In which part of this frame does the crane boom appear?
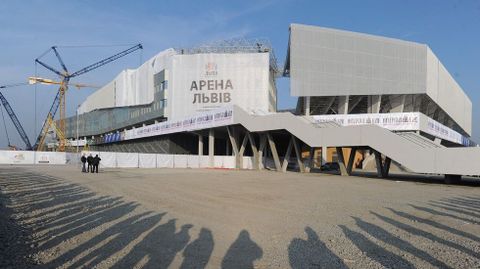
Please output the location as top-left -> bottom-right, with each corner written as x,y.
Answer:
34,43 -> 142,151
0,87 -> 33,150
69,44 -> 142,78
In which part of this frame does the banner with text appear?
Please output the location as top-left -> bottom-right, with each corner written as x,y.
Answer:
124,106 -> 234,140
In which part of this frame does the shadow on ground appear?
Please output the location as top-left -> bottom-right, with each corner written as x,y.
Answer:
0,167 -> 479,268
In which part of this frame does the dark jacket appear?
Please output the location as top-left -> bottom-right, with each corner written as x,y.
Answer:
87,156 -> 93,164
93,156 -> 101,165
81,156 -> 86,163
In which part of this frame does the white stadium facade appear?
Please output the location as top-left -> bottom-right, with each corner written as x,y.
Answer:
62,24 -> 480,182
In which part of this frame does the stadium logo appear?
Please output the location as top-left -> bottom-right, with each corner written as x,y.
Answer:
205,62 -> 218,76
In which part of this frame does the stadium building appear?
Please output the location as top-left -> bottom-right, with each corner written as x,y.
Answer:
62,24 -> 480,180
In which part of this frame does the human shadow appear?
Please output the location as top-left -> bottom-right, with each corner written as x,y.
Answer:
408,203 -> 480,225
370,211 -> 480,260
339,225 -> 415,268
180,228 -> 215,269
388,208 -> 480,243
288,226 -> 347,269
352,216 -> 452,268
111,219 -> 192,269
221,230 -> 263,269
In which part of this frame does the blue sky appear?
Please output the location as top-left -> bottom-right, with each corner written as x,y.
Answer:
0,0 -> 479,148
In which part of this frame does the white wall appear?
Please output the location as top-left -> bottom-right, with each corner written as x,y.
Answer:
289,24 -> 427,97
78,49 -> 176,114
426,47 -> 472,135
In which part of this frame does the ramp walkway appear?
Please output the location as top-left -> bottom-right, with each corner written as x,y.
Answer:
232,106 -> 480,177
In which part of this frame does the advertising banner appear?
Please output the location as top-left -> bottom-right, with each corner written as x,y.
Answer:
169,53 -> 270,120
313,112 -> 420,131
124,106 -> 234,141
425,118 -> 466,146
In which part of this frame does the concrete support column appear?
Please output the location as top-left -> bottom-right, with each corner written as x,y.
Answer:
336,147 -> 349,176
209,129 -> 214,167
248,133 -> 260,170
306,147 -> 315,173
304,96 -> 311,116
266,132 -> 281,171
368,95 -> 382,113
258,134 -> 267,170
338,96 -> 349,114
321,146 -> 328,166
198,134 -> 203,156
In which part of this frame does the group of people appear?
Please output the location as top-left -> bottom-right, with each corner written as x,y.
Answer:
81,154 -> 101,173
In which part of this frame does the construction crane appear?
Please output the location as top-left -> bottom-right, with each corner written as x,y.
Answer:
36,113 -> 66,151
33,43 -> 143,151
0,83 -> 33,150
29,77 -> 97,151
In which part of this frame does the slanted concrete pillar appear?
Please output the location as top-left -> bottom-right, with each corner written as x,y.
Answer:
266,132 -> 281,171
347,147 -> 357,175
304,96 -> 311,116
292,136 -> 305,173
368,95 -> 382,113
198,134 -> 203,156
248,133 -> 260,170
336,147 -> 348,176
321,146 -> 328,166
338,96 -> 349,114
258,134 -> 267,170
209,129 -> 214,167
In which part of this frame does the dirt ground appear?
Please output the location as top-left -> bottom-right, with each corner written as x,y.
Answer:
0,165 -> 479,269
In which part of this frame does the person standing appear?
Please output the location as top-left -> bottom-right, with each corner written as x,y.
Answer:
92,154 -> 101,173
87,154 -> 93,173
81,154 -> 87,173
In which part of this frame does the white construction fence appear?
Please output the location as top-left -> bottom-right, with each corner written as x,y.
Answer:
0,150 -> 255,169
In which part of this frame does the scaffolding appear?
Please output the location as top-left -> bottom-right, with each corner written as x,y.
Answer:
175,38 -> 280,75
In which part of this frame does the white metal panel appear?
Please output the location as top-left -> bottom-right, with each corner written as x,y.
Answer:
223,156 -> 236,168
156,154 -> 174,168
34,152 -> 66,164
174,154 -> 188,168
78,49 -> 176,114
0,150 -> 35,164
187,155 -> 200,168
425,48 -> 472,135
116,152 -> 138,168
289,24 -> 427,97
139,153 -> 157,168
199,156 -> 210,168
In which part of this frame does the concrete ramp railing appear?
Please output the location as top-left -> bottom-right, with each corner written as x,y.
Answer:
233,106 -> 480,176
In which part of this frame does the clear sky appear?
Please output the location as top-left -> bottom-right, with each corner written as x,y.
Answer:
0,0 -> 479,148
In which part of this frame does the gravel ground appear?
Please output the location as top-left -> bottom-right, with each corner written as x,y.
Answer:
0,165 -> 479,268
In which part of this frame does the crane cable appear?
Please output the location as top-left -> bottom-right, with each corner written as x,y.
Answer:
0,103 -> 10,146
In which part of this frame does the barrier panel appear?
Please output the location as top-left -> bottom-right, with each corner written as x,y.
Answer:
157,154 -> 174,168
199,156 -> 210,168
66,153 -> 81,165
35,152 -> 66,164
223,156 -> 236,169
116,152 -> 139,168
139,154 -> 157,168
0,150 -> 255,170
0,150 -> 35,164
174,155 -> 188,168
242,157 -> 254,169
214,156 -> 223,168
187,155 -> 200,168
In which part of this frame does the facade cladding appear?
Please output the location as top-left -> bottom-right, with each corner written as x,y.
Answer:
286,24 -> 472,136
64,40 -> 278,138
